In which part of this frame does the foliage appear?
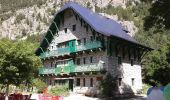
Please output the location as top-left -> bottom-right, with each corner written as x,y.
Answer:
142,84 -> 151,94
144,0 -> 170,30
100,73 -> 117,97
0,0 -> 46,14
0,39 -> 41,86
48,84 -> 69,96
26,33 -> 45,44
32,78 -> 47,93
142,34 -> 170,86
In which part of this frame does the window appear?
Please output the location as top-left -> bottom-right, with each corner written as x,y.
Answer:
90,56 -> 93,63
77,40 -> 81,45
84,38 -> 86,44
72,25 -> 76,31
118,57 -> 122,65
49,79 -> 52,85
86,26 -> 89,32
83,78 -> 85,86
90,36 -> 94,41
51,62 -> 53,67
77,58 -> 80,65
83,57 -> 86,64
76,78 -> 80,86
55,62 -> 58,67
131,78 -> 135,86
118,78 -> 122,86
90,78 -> 93,87
131,59 -> 134,66
64,28 -> 67,33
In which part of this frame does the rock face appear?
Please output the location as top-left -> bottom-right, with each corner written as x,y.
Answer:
0,0 -> 139,39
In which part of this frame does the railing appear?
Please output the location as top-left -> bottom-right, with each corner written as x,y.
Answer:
74,63 -> 104,72
76,41 -> 102,51
39,67 -> 55,74
55,63 -> 75,74
40,47 -> 71,58
40,41 -> 103,58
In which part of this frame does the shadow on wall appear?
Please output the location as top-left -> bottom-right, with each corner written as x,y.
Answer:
98,73 -> 137,98
116,82 -> 135,98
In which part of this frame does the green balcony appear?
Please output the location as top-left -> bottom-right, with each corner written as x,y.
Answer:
40,47 -> 71,58
74,63 -> 104,72
40,40 -> 102,59
55,60 -> 75,74
39,63 -> 104,75
76,41 -> 102,52
40,40 -> 76,58
39,67 -> 55,74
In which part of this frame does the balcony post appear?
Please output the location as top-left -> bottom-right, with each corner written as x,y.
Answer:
49,29 -> 54,37
52,21 -> 59,32
45,38 -> 50,45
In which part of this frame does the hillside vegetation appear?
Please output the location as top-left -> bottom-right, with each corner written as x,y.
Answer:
0,0 -> 46,13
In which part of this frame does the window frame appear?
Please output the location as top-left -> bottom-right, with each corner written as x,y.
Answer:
131,78 -> 135,86
76,58 -> 80,65
76,78 -> 80,86
118,57 -> 122,65
83,57 -> 86,64
64,28 -> 67,33
90,56 -> 93,63
131,59 -> 134,66
118,78 -> 122,86
72,24 -> 76,31
90,78 -> 93,87
83,78 -> 85,87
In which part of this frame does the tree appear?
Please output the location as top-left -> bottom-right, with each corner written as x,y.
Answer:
144,0 -> 170,30
142,34 -> 170,86
140,0 -> 170,86
100,73 -> 117,97
0,39 -> 41,100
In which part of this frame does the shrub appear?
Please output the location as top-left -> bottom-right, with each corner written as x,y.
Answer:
32,78 -> 47,93
100,73 -> 117,97
48,84 -> 69,96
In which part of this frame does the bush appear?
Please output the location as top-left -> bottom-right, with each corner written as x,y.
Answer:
100,73 -> 117,97
48,84 -> 69,96
32,78 -> 47,93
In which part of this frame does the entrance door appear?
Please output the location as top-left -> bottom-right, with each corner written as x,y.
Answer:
69,79 -> 74,91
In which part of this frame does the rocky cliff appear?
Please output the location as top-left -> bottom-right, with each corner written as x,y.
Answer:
0,0 -> 139,40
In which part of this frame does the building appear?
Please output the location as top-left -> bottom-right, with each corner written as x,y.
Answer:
35,2 -> 152,96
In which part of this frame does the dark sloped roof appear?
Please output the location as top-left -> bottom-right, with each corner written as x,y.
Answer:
35,2 -> 153,55
58,2 -> 137,43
